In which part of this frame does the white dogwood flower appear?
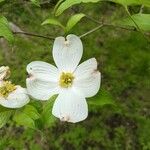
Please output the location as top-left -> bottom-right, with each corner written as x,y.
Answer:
0,66 -> 30,108
26,34 -> 101,123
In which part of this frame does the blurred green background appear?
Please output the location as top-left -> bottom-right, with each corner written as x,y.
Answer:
0,1 -> 150,150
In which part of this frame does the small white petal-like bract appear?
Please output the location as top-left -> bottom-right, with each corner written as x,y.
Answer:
0,66 -> 10,80
26,34 -> 101,123
0,81 -> 30,108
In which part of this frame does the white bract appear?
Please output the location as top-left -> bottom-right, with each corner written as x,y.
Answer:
26,34 -> 101,123
0,66 -> 30,108
0,66 -> 10,80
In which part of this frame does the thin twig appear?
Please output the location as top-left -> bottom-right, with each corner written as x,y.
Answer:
104,23 -> 136,31
85,15 -> 101,24
85,14 -> 150,36
13,31 -> 55,40
125,7 -> 141,32
85,15 -> 136,31
80,25 -> 104,38
139,5 -> 144,13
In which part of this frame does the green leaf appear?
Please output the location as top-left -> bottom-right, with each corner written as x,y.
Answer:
55,0 -> 100,16
118,14 -> 150,31
23,105 -> 40,120
30,0 -> 40,7
88,89 -> 115,106
0,109 -> 12,128
0,111 -> 12,128
0,16 -> 14,43
13,112 -> 35,128
108,0 -> 150,7
54,0 -> 64,14
13,105 -> 40,128
65,13 -> 85,33
41,18 -> 65,29
41,95 -> 57,128
55,0 -> 81,16
85,0 -> 99,1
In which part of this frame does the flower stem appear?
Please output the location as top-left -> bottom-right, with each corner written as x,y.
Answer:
79,25 -> 104,38
13,31 -> 55,40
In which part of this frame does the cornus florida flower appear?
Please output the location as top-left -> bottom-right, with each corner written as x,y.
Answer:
0,66 -> 30,108
26,34 -> 101,123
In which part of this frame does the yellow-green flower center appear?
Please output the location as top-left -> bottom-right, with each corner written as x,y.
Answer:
0,81 -> 16,98
59,72 -> 74,88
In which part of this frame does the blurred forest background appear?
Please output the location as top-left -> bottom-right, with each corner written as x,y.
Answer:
0,0 -> 150,150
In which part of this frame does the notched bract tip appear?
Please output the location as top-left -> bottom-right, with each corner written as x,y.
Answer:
60,115 -> 70,122
27,73 -> 35,80
64,40 -> 70,47
92,69 -> 99,74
